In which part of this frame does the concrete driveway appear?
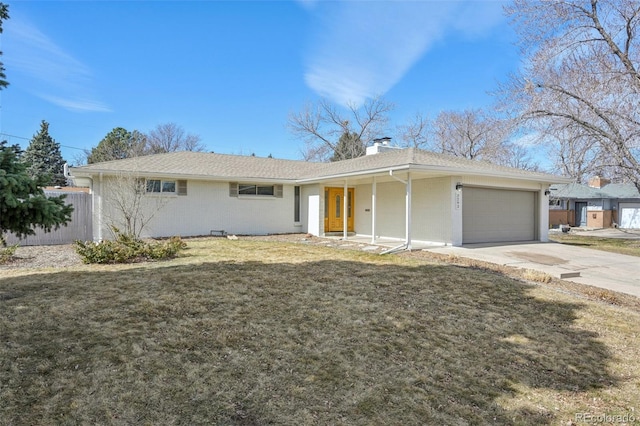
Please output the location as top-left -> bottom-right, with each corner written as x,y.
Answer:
427,241 -> 640,298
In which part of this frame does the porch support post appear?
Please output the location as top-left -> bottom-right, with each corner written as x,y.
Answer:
406,172 -> 412,250
371,176 -> 377,244
97,172 -> 103,242
539,185 -> 550,242
343,180 -> 348,240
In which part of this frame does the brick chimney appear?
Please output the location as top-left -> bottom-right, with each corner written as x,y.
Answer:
588,176 -> 610,188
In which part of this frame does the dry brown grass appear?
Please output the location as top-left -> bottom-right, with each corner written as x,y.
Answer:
411,249 -> 640,311
521,269 -> 553,283
1,238 -> 639,425
550,233 -> 640,257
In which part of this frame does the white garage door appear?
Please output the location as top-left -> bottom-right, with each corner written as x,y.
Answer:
463,187 -> 536,244
619,203 -> 640,229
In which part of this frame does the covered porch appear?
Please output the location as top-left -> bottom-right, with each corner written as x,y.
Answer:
302,167 -> 464,249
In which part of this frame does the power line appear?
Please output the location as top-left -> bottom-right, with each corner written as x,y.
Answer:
0,131 -> 28,140
60,144 -> 86,151
0,132 -> 86,151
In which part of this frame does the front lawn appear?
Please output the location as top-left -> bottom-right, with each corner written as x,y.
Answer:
1,239 -> 638,425
550,232 -> 640,257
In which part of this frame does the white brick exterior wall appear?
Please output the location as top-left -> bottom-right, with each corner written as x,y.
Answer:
94,178 -> 302,239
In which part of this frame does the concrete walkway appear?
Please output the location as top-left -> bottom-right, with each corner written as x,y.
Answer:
426,242 -> 640,298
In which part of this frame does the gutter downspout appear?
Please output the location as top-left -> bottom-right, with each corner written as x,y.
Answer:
64,164 -> 96,242
381,169 -> 412,254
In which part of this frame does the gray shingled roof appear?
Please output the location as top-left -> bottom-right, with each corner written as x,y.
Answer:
297,148 -> 563,181
71,148 -> 567,183
71,151 -> 324,180
550,182 -> 640,199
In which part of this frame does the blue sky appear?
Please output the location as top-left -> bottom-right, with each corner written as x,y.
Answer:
1,0 -> 520,164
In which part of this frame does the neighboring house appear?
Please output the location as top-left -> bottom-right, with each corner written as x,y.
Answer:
549,176 -> 640,229
68,143 -> 570,247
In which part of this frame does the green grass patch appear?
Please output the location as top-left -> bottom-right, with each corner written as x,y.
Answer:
0,244 -> 17,264
1,239 -> 639,425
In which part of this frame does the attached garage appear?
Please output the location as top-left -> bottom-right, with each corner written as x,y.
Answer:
463,187 -> 537,244
619,203 -> 640,229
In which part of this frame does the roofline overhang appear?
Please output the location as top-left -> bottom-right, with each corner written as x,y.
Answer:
295,163 -> 573,185
69,162 -> 573,186
295,164 -> 411,183
68,168 -> 299,185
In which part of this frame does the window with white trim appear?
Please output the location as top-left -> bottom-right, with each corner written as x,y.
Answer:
229,182 -> 283,198
146,179 -> 178,194
239,184 -> 274,196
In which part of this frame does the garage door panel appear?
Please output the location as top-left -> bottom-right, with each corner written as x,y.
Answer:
463,188 -> 536,244
620,203 -> 640,229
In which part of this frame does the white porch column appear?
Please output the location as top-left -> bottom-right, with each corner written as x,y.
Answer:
97,172 -> 103,241
406,172 -> 412,250
343,180 -> 348,240
371,176 -> 377,244
451,177 -> 463,246
540,185 -> 550,242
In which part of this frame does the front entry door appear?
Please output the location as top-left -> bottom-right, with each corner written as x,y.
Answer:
324,187 -> 355,232
575,202 -> 587,227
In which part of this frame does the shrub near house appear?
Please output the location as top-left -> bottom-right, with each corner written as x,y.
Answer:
75,229 -> 186,264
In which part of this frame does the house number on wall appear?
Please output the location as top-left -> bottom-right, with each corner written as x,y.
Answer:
455,192 -> 461,210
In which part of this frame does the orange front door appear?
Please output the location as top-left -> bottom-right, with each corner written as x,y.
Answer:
324,187 -> 354,232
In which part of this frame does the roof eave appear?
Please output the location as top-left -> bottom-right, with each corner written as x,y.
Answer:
296,164 -> 412,183
296,163 -> 571,184
68,168 -> 298,184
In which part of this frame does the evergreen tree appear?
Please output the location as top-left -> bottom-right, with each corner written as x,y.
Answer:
87,127 -> 146,164
0,3 -> 9,90
22,120 -> 67,186
0,141 -> 73,246
0,5 -> 71,247
330,131 -> 365,162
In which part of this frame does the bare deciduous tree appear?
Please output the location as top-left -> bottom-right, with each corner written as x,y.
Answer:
145,122 -> 205,154
429,109 -> 519,165
102,169 -> 169,239
397,112 -> 430,149
541,129 -> 600,182
288,97 -> 394,162
500,141 -> 541,171
503,0 -> 640,188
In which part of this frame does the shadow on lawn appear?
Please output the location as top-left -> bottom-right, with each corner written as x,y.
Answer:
551,241 -> 594,248
0,259 -> 616,425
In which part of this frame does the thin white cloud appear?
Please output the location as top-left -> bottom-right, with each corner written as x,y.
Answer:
294,0 -> 320,11
510,131 -> 545,147
302,0 -> 505,107
38,94 -> 112,113
4,17 -> 111,112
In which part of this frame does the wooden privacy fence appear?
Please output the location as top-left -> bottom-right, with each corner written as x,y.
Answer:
549,209 -> 575,227
4,190 -> 93,246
